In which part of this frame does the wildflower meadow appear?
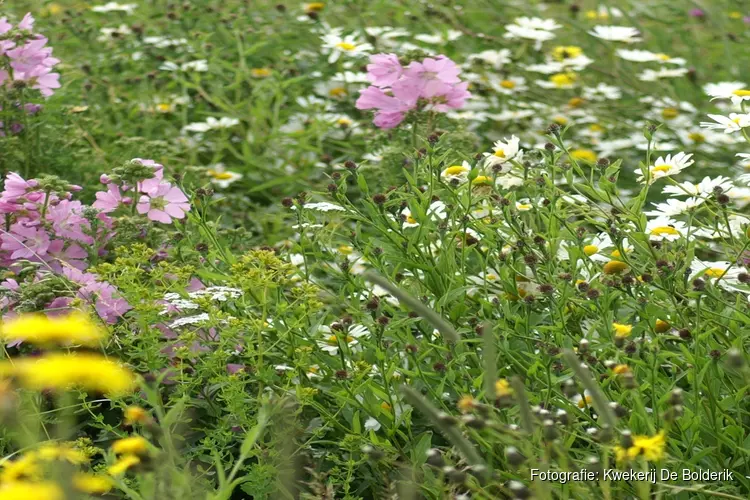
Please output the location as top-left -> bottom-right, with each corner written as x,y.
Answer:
2,1 -> 750,499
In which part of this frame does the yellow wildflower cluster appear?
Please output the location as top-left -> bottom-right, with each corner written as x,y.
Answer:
0,313 -> 106,346
614,431 -> 667,462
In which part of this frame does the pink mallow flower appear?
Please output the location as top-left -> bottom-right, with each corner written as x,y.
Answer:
93,183 -> 124,213
1,223 -> 51,259
366,53 -> 403,87
136,181 -> 190,223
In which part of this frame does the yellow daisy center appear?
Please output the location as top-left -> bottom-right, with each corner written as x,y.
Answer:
472,175 -> 492,186
444,165 -> 468,176
494,149 -> 506,158
732,89 -> 750,97
500,79 -> 516,89
338,245 -> 354,255
656,53 -> 671,61
156,103 -> 172,112
688,132 -> 705,143
650,226 -> 679,236
612,322 -> 633,338
406,215 -> 417,224
329,86 -> 347,97
550,72 -> 576,87
327,335 -> 354,346
661,108 -> 679,120
583,244 -> 599,256
589,123 -> 605,133
651,164 -> 672,174
568,97 -> 585,108
208,170 -> 233,180
336,42 -> 356,51
704,267 -> 727,279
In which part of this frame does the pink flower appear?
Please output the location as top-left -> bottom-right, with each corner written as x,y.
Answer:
366,53 -> 403,87
46,200 -> 93,244
432,82 -> 471,112
19,65 -> 60,97
406,55 -> 461,94
136,182 -> 190,224
18,13 -> 35,31
373,111 -> 407,129
93,183 -> 123,213
1,223 -> 51,259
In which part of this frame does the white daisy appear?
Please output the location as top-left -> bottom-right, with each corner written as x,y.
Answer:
206,164 -> 243,188
317,324 -> 370,355
588,26 -> 642,43
401,201 -> 447,228
616,49 -> 685,65
644,198 -> 704,216
490,76 -> 528,95
515,198 -> 535,211
690,259 -> 745,293
483,136 -> 522,170
704,81 -> 750,106
440,161 -> 473,184
700,113 -> 750,134
638,68 -> 689,81
468,49 -> 512,69
645,217 -> 687,242
91,2 -> 137,13
636,152 -> 694,184
182,116 -> 239,134
662,176 -> 734,198
582,83 -> 622,101
320,29 -> 373,63
296,202 -> 346,212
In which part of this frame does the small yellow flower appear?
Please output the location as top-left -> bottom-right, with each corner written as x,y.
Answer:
552,46 -> 583,61
550,72 -> 577,88
661,107 -> 679,120
568,97 -> 586,108
112,436 -> 150,456
614,431 -> 667,462
0,313 -> 106,346
305,2 -> 325,13
108,455 -> 141,476
37,443 -> 89,464
73,473 -> 113,495
577,394 -> 593,408
729,11 -> 742,20
457,395 -> 476,413
603,260 -> 629,275
0,481 -> 64,500
495,379 -> 513,397
612,364 -> 630,375
124,406 -> 149,426
654,319 -> 670,333
613,323 -> 633,338
471,175 -> 493,186
570,149 -> 597,163
1,453 -> 40,483
250,68 -> 272,78
0,353 -> 136,396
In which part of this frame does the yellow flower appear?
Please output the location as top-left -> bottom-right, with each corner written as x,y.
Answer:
612,364 -> 630,375
570,149 -> 597,163
0,481 -> 64,500
124,406 -> 149,426
0,313 -> 106,346
37,443 -> 89,464
471,175 -> 493,186
614,431 -> 667,462
0,353 -> 136,396
495,379 -> 513,397
729,11 -> 742,20
112,436 -> 150,456
73,473 -> 113,495
550,72 -> 577,88
250,68 -> 272,78
305,2 -> 325,13
552,46 -> 583,61
577,394 -> 593,408
603,260 -> 629,275
108,455 -> 141,476
612,323 -> 633,338
1,453 -> 41,483
457,395 -> 475,413
568,97 -> 586,108
654,319 -> 670,333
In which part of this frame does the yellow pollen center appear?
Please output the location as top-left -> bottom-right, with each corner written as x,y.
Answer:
705,268 -> 726,278
494,149 -> 506,158
611,249 -> 622,257
406,215 -> 417,224
338,245 -> 353,255
336,42 -> 356,51
500,80 -> 516,89
550,73 -> 576,87
583,244 -> 599,256
661,108 -> 679,120
652,164 -> 671,174
656,53 -> 671,61
444,165 -> 468,176
329,87 -> 347,97
156,103 -> 171,112
486,273 -> 497,281
208,170 -> 233,180
688,132 -> 705,143
732,90 -> 750,97
517,203 -> 532,210
650,226 -> 679,236
327,335 -> 354,346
